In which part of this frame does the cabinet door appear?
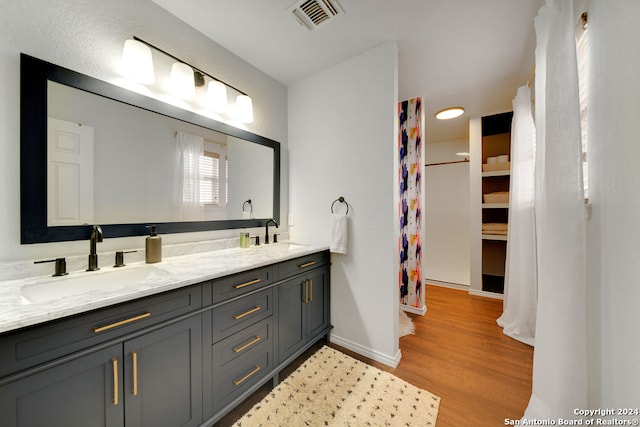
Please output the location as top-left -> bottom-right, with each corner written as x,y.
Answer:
277,277 -> 306,363
0,345 -> 123,427
123,316 -> 202,427
306,268 -> 329,340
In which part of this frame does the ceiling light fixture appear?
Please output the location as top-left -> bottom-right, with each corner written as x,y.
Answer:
120,36 -> 254,122
435,107 -> 465,120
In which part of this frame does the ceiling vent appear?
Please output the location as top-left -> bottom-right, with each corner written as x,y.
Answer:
288,0 -> 344,31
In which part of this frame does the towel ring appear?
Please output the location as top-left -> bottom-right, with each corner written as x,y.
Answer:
331,196 -> 349,215
242,199 -> 253,213
242,199 -> 253,218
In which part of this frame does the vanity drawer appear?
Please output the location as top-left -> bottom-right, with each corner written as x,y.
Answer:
211,265 -> 275,304
277,250 -> 329,280
213,317 -> 273,371
0,285 -> 202,378
212,288 -> 273,343
212,347 -> 273,413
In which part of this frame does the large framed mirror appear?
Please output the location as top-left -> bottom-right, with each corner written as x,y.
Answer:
21,54 -> 280,244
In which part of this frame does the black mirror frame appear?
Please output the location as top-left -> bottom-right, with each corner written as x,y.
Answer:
20,53 -> 280,244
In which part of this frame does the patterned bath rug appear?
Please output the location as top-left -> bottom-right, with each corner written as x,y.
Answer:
235,346 -> 440,426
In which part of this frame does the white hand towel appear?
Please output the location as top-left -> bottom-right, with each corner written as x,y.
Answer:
330,214 -> 348,254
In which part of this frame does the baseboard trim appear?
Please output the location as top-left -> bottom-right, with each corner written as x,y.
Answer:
425,279 -> 469,291
468,289 -> 504,300
401,304 -> 427,316
329,334 -> 402,368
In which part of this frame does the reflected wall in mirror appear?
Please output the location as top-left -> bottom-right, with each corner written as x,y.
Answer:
21,54 -> 280,243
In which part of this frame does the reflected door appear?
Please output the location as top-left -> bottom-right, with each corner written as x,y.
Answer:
47,117 -> 94,226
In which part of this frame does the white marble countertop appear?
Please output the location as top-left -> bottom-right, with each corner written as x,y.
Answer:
0,242 -> 328,334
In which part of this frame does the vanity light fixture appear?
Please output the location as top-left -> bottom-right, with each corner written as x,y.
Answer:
435,107 -> 465,120
235,95 -> 254,124
194,70 -> 206,87
169,62 -> 196,100
121,39 -> 155,84
120,36 -> 254,122
207,80 -> 228,113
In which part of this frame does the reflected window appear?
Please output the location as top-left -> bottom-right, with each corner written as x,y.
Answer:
200,149 -> 228,205
201,140 -> 227,206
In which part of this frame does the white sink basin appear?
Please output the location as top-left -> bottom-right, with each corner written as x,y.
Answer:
258,242 -> 307,254
21,265 -> 169,304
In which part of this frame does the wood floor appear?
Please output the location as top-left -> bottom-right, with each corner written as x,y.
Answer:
216,284 -> 534,426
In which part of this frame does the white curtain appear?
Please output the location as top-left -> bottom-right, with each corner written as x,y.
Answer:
497,85 -> 537,347
523,0 -> 587,420
174,131 -> 204,221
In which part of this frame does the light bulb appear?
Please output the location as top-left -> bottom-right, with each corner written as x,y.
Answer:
169,62 -> 195,100
207,81 -> 228,113
235,95 -> 254,123
121,39 -> 155,85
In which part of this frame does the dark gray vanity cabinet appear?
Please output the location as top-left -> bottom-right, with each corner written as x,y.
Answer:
0,286 -> 203,427
0,316 -> 202,427
200,250 -> 331,426
202,264 -> 277,419
0,344 -> 124,427
122,316 -> 202,427
277,253 -> 330,364
1,250 -> 331,427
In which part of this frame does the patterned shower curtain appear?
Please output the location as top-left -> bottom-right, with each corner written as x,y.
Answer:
398,97 -> 425,313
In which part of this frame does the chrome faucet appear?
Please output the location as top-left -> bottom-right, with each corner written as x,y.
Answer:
87,225 -> 103,271
265,219 -> 279,244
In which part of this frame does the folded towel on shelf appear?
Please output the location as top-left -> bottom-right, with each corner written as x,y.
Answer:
330,213 -> 348,254
483,191 -> 510,203
482,222 -> 509,232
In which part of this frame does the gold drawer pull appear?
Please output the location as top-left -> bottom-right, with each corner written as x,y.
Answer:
131,351 -> 138,396
112,358 -> 119,406
233,365 -> 261,386
234,278 -> 261,289
93,312 -> 151,333
304,280 -> 309,304
233,336 -> 262,353
298,261 -> 316,268
309,279 -> 313,303
233,306 -> 261,320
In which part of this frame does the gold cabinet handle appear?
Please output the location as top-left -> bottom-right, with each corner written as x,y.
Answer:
233,336 -> 261,353
304,280 -> 308,304
233,365 -> 261,386
233,306 -> 261,320
93,312 -> 151,333
298,261 -> 316,268
131,351 -> 138,396
234,278 -> 261,289
309,279 -> 313,303
112,358 -> 119,406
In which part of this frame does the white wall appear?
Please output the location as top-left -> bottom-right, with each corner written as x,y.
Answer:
424,139 -> 470,286
469,118 -> 483,293
586,0 -> 640,408
0,0 -> 287,262
288,43 -> 400,366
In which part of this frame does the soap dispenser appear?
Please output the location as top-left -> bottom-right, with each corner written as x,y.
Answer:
145,225 -> 162,263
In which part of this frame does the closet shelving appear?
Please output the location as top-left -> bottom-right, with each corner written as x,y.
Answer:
479,112 -> 513,295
